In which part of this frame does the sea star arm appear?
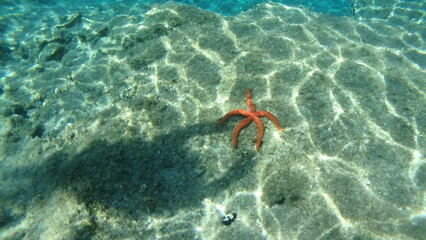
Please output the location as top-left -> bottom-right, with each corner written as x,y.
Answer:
218,109 -> 251,125
219,89 -> 284,151
233,116 -> 253,148
246,88 -> 256,112
252,115 -> 264,152
255,110 -> 284,131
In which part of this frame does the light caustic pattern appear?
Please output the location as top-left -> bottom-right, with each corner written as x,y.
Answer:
100,2 -> 426,239
0,1 -> 425,239
134,2 -> 425,239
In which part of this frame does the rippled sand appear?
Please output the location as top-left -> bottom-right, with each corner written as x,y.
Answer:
0,1 -> 425,239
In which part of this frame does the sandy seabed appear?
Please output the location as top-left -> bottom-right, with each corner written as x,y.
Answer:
0,0 -> 425,239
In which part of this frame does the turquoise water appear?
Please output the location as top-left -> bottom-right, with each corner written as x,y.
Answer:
0,0 -> 425,239
58,0 -> 354,16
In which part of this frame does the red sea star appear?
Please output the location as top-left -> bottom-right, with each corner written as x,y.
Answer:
219,88 -> 284,151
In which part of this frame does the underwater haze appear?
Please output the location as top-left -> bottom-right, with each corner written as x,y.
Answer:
0,0 -> 425,239
51,0 -> 355,16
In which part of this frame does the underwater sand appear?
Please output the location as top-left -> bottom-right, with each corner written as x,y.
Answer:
0,0 -> 425,239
